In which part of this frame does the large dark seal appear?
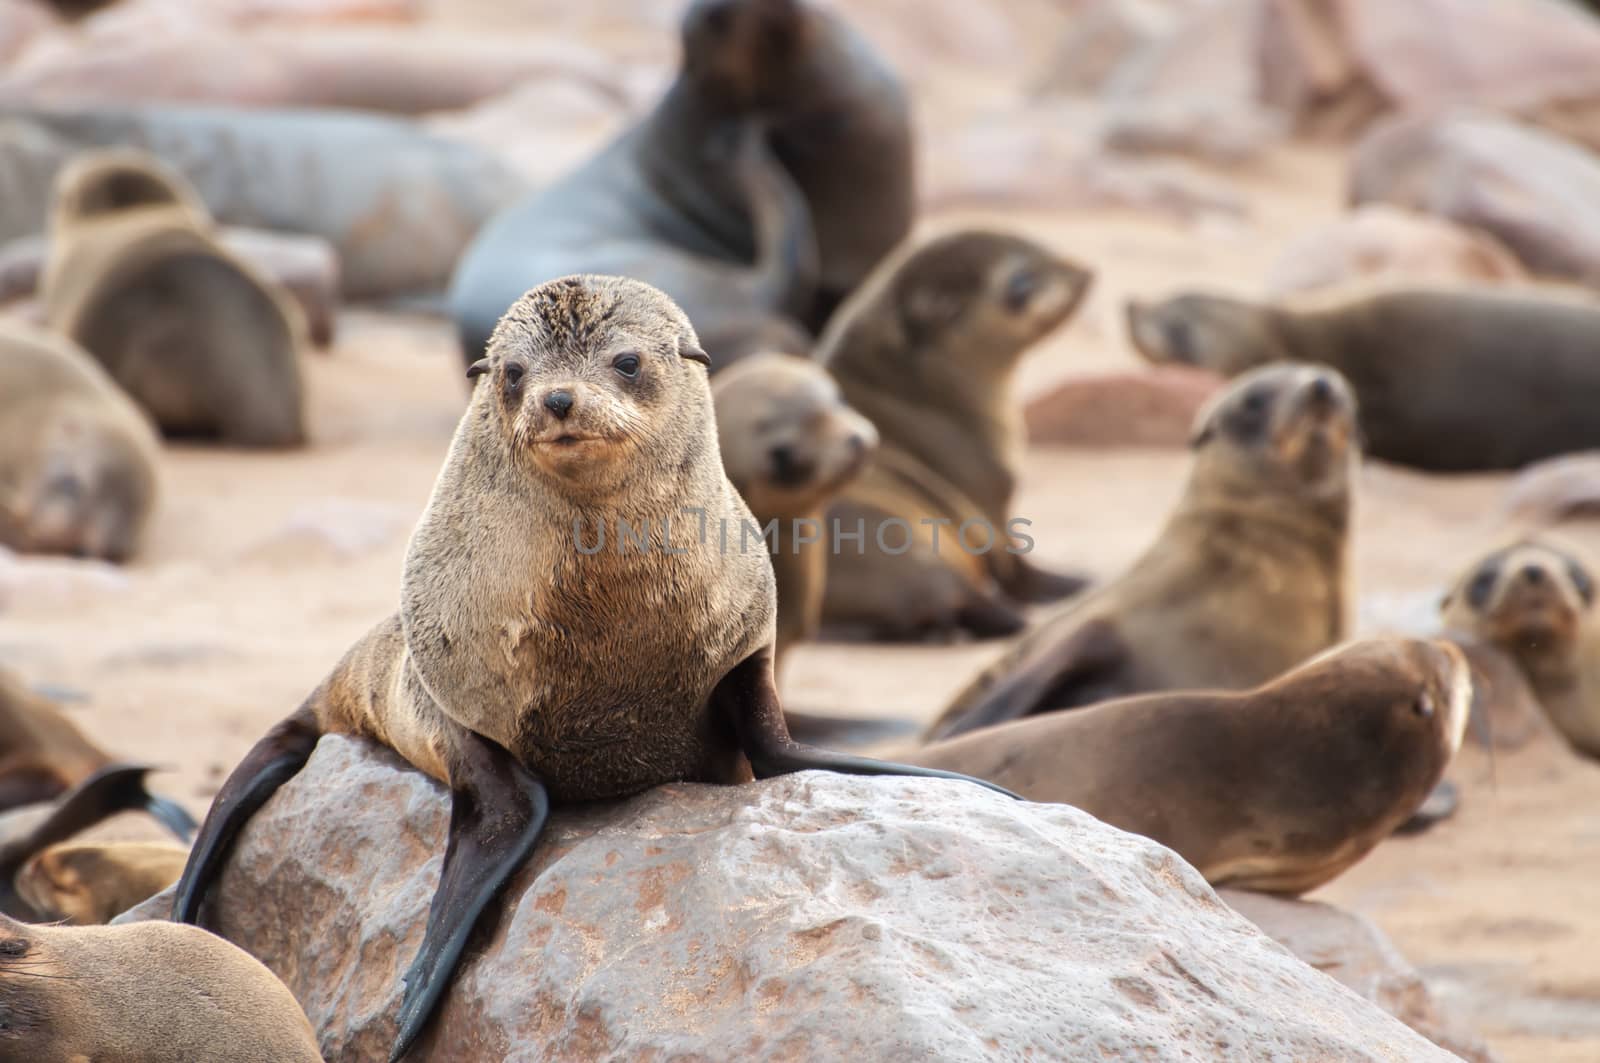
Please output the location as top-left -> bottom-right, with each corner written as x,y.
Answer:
910,637 -> 1472,895
820,230 -> 1096,640
929,363 -> 1357,740
449,0 -> 913,366
0,321 -> 160,562
1442,538 -> 1600,758
1127,285 -> 1600,471
40,149 -> 306,447
170,275 -> 1012,1060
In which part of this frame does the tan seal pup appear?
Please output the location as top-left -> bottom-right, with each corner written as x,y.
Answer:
929,363 -> 1357,740
911,638 -> 1472,895
17,841 -> 187,925
1126,285 -> 1600,471
171,275 -> 1013,1061
1442,538 -> 1600,758
40,149 -> 307,448
819,230 -> 1096,640
0,321 -> 160,562
712,352 -> 877,672
0,913 -> 322,1063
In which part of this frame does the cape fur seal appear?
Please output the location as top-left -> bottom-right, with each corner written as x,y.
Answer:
910,638 -> 1472,895
1442,538 -> 1600,758
0,321 -> 160,562
17,841 -> 187,925
930,363 -> 1357,740
0,913 -> 321,1063
820,230 -> 1096,640
40,149 -> 306,447
172,275 -> 1012,1061
1127,285 -> 1600,471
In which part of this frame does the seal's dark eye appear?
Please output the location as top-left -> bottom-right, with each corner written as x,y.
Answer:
504,364 -> 525,389
1466,567 -> 1498,609
1241,390 -> 1270,415
1569,562 -> 1595,606
612,353 -> 641,379
1413,693 -> 1434,719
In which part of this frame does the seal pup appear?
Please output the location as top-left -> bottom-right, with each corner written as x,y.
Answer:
0,321 -> 160,562
911,638 -> 1472,895
0,913 -> 322,1062
171,275 -> 1014,1061
1442,538 -> 1600,758
17,841 -> 188,925
1126,285 -> 1600,471
40,149 -> 307,448
820,230 -> 1096,640
930,363 -> 1357,740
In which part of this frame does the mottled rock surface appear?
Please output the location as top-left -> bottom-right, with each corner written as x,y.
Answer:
125,736 -> 1457,1062
1225,888 -> 1499,1062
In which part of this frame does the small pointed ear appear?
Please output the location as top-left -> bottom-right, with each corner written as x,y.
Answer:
680,345 -> 712,368
1188,420 -> 1215,449
465,358 -> 490,380
1438,590 -> 1454,612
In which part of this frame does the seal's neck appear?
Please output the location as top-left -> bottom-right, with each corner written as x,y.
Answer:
635,78 -> 753,258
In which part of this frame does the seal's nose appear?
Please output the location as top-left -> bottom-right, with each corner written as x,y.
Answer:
543,390 -> 575,420
1307,375 -> 1335,407
1521,563 -> 1548,586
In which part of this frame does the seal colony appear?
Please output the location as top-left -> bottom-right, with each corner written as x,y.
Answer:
172,275 -> 1012,1060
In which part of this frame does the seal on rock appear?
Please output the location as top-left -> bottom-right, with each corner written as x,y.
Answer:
910,637 -> 1472,895
1442,538 -> 1600,758
820,230 -> 1096,640
1127,285 -> 1600,471
929,363 -> 1357,740
0,321 -> 160,562
171,275 -> 1013,1061
40,149 -> 307,447
0,912 -> 322,1063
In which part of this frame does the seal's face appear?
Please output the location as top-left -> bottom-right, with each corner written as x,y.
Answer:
0,919 -> 52,1053
1442,541 -> 1594,667
475,276 -> 712,495
713,353 -> 876,518
1127,294 -> 1282,376
50,150 -> 200,228
681,0 -> 810,111
894,231 -> 1093,365
5,414 -> 151,563
1189,363 -> 1359,502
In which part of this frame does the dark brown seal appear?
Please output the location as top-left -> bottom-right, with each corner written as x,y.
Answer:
170,275 -> 1013,1061
1127,285 -> 1600,471
910,638 -> 1472,895
820,230 -> 1096,640
929,363 -> 1357,740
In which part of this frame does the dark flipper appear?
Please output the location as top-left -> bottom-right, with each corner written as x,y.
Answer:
1393,779 -> 1460,836
390,728 -> 549,1063
1000,557 -> 1091,604
172,704 -> 321,925
715,648 -> 1020,801
143,792 -> 199,841
927,615 -> 1128,742
782,710 -> 919,748
955,588 -> 1028,640
0,764 -> 177,919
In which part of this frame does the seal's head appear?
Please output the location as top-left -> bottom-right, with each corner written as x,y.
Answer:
1126,292 -> 1285,376
48,149 -> 205,230
1188,363 -> 1359,508
681,0 -> 812,111
713,352 -> 876,519
471,275 -> 713,496
1442,539 -> 1594,673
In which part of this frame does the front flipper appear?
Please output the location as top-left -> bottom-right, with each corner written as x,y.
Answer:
998,556 -> 1091,604
390,727 -> 549,1063
713,648 -> 1020,801
927,615 -> 1128,742
173,704 -> 321,925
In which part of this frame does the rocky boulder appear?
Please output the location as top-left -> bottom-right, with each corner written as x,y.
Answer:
123,736 -> 1458,1061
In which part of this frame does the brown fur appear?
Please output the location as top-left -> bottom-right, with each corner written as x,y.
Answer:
930,363 -> 1358,740
713,353 -> 875,672
1442,538 -> 1600,758
0,321 -> 160,562
0,913 -> 321,1062
910,638 -> 1471,895
0,667 -> 115,812
41,150 -> 306,448
16,841 -> 187,925
1126,285 -> 1600,470
820,230 -> 1095,639
308,276 -> 774,801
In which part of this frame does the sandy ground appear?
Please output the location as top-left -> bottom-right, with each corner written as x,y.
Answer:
3,142 -> 1598,1061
